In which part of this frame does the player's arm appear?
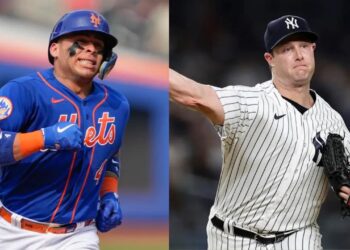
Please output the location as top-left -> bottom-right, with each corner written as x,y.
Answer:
0,129 -> 44,165
170,69 -> 224,125
100,154 -> 120,198
97,154 -> 122,232
0,122 -> 82,166
0,81 -> 79,165
96,96 -> 129,232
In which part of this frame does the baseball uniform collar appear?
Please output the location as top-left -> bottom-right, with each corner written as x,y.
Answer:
42,68 -> 102,101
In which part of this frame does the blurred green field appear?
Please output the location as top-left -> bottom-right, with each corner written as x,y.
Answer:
99,221 -> 168,250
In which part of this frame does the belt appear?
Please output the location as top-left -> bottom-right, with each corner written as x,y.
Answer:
0,206 -> 94,234
211,216 -> 295,245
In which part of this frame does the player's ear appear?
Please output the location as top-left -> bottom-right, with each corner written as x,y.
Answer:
49,43 -> 59,62
264,52 -> 274,68
312,43 -> 316,51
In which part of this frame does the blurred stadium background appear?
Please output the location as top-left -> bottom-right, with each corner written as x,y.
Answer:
170,0 -> 350,249
0,0 -> 168,250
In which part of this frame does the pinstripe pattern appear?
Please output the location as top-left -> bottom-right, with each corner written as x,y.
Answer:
207,220 -> 322,250
207,80 -> 349,249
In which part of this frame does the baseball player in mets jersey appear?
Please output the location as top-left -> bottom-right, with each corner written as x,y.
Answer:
0,10 -> 129,249
170,15 -> 350,249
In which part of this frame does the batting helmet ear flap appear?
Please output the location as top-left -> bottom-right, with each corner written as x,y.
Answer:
98,52 -> 118,80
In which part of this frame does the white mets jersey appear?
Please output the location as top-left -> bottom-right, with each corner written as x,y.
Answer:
209,80 -> 350,233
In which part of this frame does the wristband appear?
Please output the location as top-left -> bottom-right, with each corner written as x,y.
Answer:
0,131 -> 16,165
100,176 -> 118,198
17,130 -> 44,158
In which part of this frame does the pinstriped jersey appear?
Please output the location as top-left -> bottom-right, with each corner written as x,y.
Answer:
209,80 -> 350,233
0,68 -> 129,224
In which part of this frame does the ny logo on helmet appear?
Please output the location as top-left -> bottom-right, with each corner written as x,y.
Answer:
90,13 -> 101,27
285,17 -> 299,30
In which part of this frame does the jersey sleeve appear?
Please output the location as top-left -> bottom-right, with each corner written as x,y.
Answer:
117,96 -> 130,148
212,85 -> 246,140
105,154 -> 120,178
105,94 -> 130,177
0,129 -> 16,166
0,81 -> 34,132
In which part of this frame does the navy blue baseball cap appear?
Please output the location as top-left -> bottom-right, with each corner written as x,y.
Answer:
264,15 -> 318,52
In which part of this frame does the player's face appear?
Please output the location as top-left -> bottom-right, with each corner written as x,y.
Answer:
265,40 -> 316,86
51,33 -> 105,81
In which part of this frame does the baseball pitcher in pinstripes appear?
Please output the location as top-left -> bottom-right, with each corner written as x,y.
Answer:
170,15 -> 350,250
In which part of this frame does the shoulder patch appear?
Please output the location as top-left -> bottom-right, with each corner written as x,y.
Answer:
0,97 -> 13,120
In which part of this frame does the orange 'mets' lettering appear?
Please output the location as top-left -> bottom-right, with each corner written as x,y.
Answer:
84,112 -> 116,147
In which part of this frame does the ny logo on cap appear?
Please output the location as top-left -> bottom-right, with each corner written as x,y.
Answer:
284,17 -> 299,30
90,13 -> 101,27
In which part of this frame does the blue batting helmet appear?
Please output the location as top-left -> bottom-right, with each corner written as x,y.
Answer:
48,10 -> 118,64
